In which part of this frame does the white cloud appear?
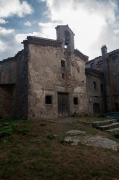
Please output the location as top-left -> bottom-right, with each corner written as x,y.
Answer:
0,18 -> 8,24
0,41 -> 6,51
15,32 -> 45,43
0,0 -> 33,18
114,29 -> 119,34
24,21 -> 32,26
38,0 -> 119,59
0,27 -> 22,60
0,27 -> 14,34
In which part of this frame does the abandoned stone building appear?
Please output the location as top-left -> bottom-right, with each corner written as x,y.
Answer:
0,25 -> 119,119
0,25 -> 89,119
86,45 -> 119,114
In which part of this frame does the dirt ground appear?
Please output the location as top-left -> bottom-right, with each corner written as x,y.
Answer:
0,116 -> 119,180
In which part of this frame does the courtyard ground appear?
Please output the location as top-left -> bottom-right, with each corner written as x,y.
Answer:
0,116 -> 119,180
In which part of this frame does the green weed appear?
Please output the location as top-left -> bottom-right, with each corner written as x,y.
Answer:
40,123 -> 46,126
59,138 -> 65,143
47,134 -> 55,139
0,126 -> 13,138
17,128 -> 30,135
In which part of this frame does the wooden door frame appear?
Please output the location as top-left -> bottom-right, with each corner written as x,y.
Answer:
57,92 -> 69,117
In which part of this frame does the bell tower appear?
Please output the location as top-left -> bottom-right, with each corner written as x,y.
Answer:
55,25 -> 75,52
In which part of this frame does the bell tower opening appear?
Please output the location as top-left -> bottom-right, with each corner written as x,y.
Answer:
64,30 -> 70,46
55,25 -> 75,52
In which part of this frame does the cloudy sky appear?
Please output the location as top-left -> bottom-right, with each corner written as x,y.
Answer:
0,0 -> 119,61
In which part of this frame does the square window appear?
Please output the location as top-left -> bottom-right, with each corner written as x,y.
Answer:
93,82 -> 97,89
45,95 -> 52,104
74,97 -> 78,105
61,60 -> 65,68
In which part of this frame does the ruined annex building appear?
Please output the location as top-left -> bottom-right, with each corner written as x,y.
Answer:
86,45 -> 119,114
0,25 -> 89,119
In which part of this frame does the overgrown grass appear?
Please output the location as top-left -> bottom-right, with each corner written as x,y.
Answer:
0,117 -> 119,179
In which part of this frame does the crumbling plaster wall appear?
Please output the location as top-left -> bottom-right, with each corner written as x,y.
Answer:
0,58 -> 16,84
0,58 -> 16,119
27,43 -> 88,119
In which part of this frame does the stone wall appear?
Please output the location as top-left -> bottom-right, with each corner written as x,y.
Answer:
56,25 -> 75,52
0,85 -> 15,119
86,68 -> 104,114
0,58 -> 16,84
86,47 -> 119,113
14,49 -> 28,119
0,56 -> 16,119
27,43 -> 88,119
107,54 -> 119,111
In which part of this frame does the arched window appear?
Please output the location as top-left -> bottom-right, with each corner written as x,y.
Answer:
93,103 -> 100,114
64,30 -> 70,45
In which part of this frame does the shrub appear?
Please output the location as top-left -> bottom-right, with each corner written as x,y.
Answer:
0,126 -> 13,138
112,130 -> 119,138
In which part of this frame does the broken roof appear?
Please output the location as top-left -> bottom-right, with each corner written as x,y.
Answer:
22,36 -> 62,47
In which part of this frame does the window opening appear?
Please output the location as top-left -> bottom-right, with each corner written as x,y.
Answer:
101,84 -> 103,92
62,73 -> 65,79
74,97 -> 78,105
45,95 -> 52,104
61,60 -> 65,68
93,82 -> 97,89
64,30 -> 70,45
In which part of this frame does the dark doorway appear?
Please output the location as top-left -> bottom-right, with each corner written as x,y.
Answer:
116,103 -> 119,111
93,103 -> 100,114
58,93 -> 69,116
0,85 -> 15,119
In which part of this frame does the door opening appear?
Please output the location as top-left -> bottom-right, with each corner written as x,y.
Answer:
58,93 -> 69,116
93,103 -> 100,114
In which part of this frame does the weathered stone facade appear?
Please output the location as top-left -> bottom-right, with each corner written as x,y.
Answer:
1,25 -> 119,119
0,25 -> 88,119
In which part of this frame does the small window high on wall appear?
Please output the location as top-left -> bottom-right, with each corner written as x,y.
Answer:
45,95 -> 52,104
61,60 -> 65,68
101,84 -> 103,92
93,82 -> 97,89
